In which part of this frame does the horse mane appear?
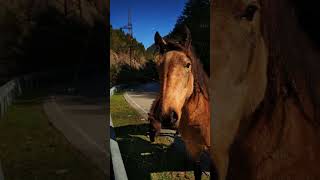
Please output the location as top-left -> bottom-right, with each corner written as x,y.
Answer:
163,39 -> 209,100
259,0 -> 320,127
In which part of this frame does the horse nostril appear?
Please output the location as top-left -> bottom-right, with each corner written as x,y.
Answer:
170,111 -> 178,123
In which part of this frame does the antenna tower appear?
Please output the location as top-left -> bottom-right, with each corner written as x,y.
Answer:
121,9 -> 134,67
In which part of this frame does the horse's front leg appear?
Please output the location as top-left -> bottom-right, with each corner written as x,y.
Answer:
210,159 -> 219,180
148,114 -> 161,142
194,160 -> 202,180
185,143 -> 203,180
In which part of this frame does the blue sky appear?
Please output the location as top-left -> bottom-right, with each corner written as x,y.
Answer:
110,0 -> 186,48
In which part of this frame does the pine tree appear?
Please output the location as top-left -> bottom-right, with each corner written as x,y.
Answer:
169,0 -> 210,74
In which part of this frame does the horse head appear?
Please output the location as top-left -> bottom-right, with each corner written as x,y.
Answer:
211,0 -> 268,179
154,26 -> 200,128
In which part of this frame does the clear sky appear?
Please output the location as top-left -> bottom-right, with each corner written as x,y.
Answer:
110,0 -> 186,49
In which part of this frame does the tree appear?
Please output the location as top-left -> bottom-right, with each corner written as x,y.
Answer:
169,0 -> 210,74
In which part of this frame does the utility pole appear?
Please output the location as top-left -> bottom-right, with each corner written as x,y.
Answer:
121,9 -> 134,67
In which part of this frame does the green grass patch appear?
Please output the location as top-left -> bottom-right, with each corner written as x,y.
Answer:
111,93 -> 210,180
0,89 -> 105,180
110,92 -> 144,127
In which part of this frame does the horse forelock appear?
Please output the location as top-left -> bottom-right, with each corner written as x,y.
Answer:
161,40 -> 209,100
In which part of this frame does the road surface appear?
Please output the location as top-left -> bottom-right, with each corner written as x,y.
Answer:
43,77 -> 109,176
124,83 -> 159,119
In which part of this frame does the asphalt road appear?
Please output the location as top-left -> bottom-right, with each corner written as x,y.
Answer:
124,82 -> 159,118
44,96 -> 108,173
43,76 -> 109,176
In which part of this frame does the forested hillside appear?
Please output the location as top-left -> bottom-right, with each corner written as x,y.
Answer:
110,26 -> 148,67
110,0 -> 210,86
110,25 -> 157,86
0,0 -> 107,83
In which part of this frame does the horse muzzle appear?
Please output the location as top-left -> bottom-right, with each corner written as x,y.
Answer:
161,109 -> 179,128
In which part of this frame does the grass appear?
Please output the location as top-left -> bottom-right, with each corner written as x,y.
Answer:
0,89 -> 105,180
110,93 -> 210,180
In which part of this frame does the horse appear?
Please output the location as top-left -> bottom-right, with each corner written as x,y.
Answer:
148,26 -> 211,180
148,95 -> 162,142
211,0 -> 320,179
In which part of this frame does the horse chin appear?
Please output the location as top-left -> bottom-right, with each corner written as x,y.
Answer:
170,122 -> 179,129
160,118 -> 179,130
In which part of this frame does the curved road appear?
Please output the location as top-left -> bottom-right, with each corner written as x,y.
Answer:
124,83 -> 160,119
43,77 -> 108,176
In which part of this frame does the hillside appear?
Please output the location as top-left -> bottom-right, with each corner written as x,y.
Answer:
0,0 -> 107,83
110,26 -> 158,86
110,26 -> 152,68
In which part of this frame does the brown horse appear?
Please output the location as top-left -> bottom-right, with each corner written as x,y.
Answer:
148,26 -> 211,180
212,0 -> 320,179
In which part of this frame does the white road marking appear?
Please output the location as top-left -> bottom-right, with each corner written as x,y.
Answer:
45,100 -> 107,154
124,92 -> 148,114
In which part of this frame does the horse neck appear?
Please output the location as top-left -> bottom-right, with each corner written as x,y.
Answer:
261,0 -> 320,129
229,93 -> 320,179
182,87 -> 210,145
232,2 -> 320,177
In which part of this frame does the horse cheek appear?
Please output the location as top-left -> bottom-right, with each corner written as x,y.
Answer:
186,73 -> 194,99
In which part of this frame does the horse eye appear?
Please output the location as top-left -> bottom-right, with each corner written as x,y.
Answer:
241,4 -> 258,21
185,63 -> 191,69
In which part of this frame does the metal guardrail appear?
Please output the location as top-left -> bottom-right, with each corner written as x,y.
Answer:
0,71 -> 61,180
110,85 -> 128,180
0,72 -> 53,117
0,78 -> 22,117
0,74 -> 41,180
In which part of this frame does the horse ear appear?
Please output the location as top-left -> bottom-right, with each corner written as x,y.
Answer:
182,25 -> 192,49
154,32 -> 167,53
